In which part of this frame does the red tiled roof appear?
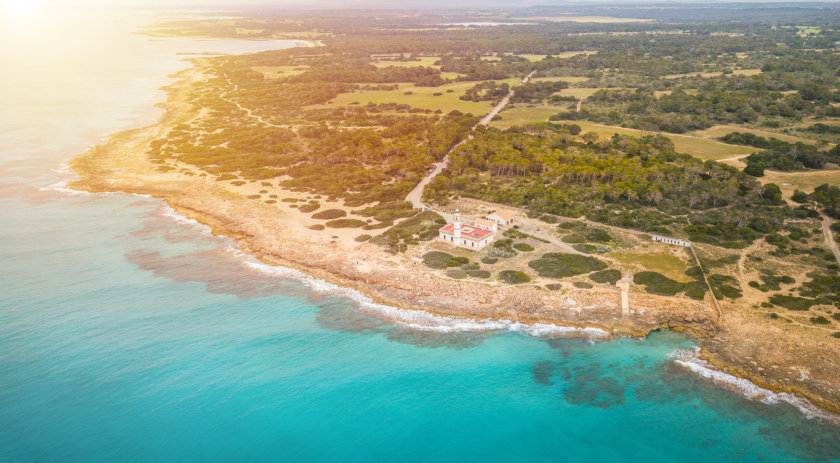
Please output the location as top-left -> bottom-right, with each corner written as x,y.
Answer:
440,223 -> 493,241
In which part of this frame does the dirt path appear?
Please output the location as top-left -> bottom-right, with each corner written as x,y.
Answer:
406,70 -> 536,209
718,153 -> 750,164
821,213 -> 840,265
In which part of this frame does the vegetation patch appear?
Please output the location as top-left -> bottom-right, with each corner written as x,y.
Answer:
446,269 -> 468,279
312,209 -> 347,220
326,218 -> 367,228
528,253 -> 607,279
423,251 -> 454,269
633,271 -> 706,299
513,242 -> 534,252
355,234 -> 372,242
768,295 -> 815,311
499,270 -> 531,284
298,201 -> 321,213
589,269 -> 622,284
573,281 -> 593,289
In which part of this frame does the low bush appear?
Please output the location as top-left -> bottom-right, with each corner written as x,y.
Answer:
481,257 -> 498,265
326,219 -> 366,228
768,295 -> 815,311
513,242 -> 534,252
312,209 -> 346,220
355,234 -> 372,242
423,252 -> 453,269
447,269 -> 468,279
528,253 -> 607,278
589,269 -> 621,284
573,281 -> 593,289
499,270 -> 531,284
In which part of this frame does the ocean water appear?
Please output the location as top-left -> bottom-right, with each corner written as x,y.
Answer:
1,10 -> 840,463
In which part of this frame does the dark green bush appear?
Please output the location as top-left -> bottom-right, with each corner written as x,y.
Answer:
528,253 -> 607,278
589,269 -> 622,284
312,209 -> 347,220
326,219 -> 366,228
499,270 -> 531,284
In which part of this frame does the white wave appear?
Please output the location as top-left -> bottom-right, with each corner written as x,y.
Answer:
50,162 -> 72,175
231,246 -> 608,339
158,203 -> 211,234
671,347 -> 840,424
39,180 -> 91,196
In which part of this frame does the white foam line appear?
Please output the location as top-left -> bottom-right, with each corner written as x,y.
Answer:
159,203 -> 212,234
39,180 -> 91,196
228,245 -> 608,339
670,347 -> 840,425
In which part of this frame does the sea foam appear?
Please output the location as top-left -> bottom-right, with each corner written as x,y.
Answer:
227,245 -> 608,339
670,347 -> 840,425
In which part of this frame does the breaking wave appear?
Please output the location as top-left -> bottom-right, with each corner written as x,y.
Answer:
670,347 -> 840,425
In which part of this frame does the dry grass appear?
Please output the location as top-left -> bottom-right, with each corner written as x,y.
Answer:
252,66 -> 309,79
692,124 -> 820,145
760,169 -> 840,193
317,79 -> 523,115
608,245 -> 694,282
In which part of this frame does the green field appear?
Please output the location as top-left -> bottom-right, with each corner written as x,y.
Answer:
320,79 -> 524,114
573,122 -> 757,161
492,107 -> 756,160
692,124 -> 820,145
490,105 -> 569,129
609,248 -> 693,283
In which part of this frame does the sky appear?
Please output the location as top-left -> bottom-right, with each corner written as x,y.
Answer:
3,0 -> 839,21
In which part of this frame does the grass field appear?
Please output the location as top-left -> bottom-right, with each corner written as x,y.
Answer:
609,247 -> 693,282
692,124 -> 820,145
573,122 -> 757,161
558,87 -> 608,100
319,79 -> 524,114
490,105 -> 568,129
489,107 -> 757,160
760,169 -> 840,193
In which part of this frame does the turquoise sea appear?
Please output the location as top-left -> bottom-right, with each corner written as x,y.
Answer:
1,10 -> 839,463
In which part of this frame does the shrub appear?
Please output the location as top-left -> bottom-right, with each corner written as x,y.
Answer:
528,253 -> 607,278
539,214 -> 558,224
423,251 -> 454,269
466,269 -> 491,279
446,256 -> 469,267
312,209 -> 346,220
499,270 -> 531,284
811,316 -> 831,325
513,243 -> 534,252
832,332 -> 840,339
768,295 -> 815,311
309,224 -> 325,231
573,281 -> 593,289
355,234 -> 372,242
561,233 -> 585,244
298,202 -> 321,213
573,244 -> 597,254
545,284 -> 563,290
589,269 -> 621,284
326,219 -> 366,228
633,271 -> 684,296
481,257 -> 498,265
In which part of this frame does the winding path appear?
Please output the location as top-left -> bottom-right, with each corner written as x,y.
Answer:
821,213 -> 840,265
406,70 -> 536,209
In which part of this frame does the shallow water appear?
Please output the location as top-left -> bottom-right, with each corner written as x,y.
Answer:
1,10 -> 839,463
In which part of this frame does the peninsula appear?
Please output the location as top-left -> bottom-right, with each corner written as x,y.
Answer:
73,8 -> 840,417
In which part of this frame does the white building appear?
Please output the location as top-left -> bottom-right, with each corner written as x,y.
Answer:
439,210 -> 495,249
486,210 -> 515,227
651,235 -> 691,247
